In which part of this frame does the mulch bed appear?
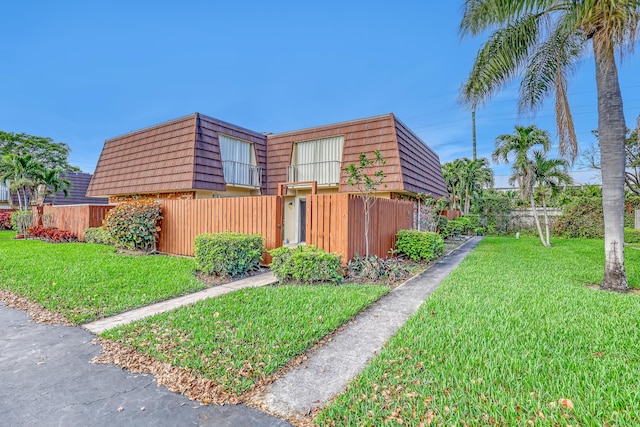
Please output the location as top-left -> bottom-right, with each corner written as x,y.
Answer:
0,290 -> 72,325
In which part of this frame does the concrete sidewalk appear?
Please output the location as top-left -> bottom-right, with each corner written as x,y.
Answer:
84,272 -> 278,334
249,237 -> 482,423
0,301 -> 292,427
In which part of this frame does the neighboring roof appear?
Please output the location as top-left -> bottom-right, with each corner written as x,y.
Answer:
45,172 -> 109,205
265,113 -> 447,197
86,113 -> 267,198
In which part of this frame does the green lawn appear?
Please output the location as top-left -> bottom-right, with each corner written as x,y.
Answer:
316,237 -> 640,426
0,231 -> 207,323
101,284 -> 389,396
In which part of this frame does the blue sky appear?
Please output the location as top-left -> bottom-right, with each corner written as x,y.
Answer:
2,1 -> 639,183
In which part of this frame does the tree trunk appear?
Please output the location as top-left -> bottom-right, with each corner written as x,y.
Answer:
16,188 -> 23,211
594,39 -> 629,292
464,189 -> 470,215
364,198 -> 370,257
541,193 -> 551,246
20,187 -> 29,211
530,195 -> 547,247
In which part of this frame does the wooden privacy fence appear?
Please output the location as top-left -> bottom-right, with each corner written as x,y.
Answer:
306,194 -> 414,262
33,205 -> 115,241
158,196 -> 283,261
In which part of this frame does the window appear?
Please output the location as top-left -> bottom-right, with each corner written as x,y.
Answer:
290,136 -> 344,184
218,135 -> 260,187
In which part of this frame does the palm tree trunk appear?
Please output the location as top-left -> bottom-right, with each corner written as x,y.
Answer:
541,193 -> 550,246
16,188 -> 23,211
464,189 -> 470,215
594,39 -> 629,292
530,195 -> 546,247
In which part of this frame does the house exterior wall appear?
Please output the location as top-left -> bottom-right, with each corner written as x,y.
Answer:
108,191 -> 195,204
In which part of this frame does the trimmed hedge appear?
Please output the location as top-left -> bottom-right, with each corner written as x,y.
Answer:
269,245 -> 343,284
625,228 -> 640,244
195,232 -> 263,277
84,227 -> 112,245
396,229 -> 444,261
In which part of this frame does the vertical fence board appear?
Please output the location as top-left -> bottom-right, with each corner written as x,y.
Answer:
156,196 -> 283,262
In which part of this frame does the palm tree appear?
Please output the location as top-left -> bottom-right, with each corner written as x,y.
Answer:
461,157 -> 494,215
0,154 -> 45,210
36,169 -> 72,205
460,1 -> 639,292
529,151 -> 573,246
493,125 -> 550,200
442,159 -> 465,211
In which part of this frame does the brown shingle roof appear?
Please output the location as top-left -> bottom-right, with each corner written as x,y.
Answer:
87,112 -> 445,199
265,113 -> 446,197
86,113 -> 268,197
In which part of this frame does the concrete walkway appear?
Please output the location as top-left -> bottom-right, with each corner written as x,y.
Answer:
249,237 -> 482,423
0,300 -> 292,427
84,272 -> 278,334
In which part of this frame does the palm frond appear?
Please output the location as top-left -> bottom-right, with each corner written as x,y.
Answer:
461,13 -> 543,108
460,0 -> 561,36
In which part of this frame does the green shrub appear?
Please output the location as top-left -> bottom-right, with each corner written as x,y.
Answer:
465,214 -> 480,231
477,189 -> 512,233
269,245 -> 343,284
396,229 -> 444,261
437,216 -> 449,238
446,218 -> 465,238
454,216 -> 475,234
555,195 -> 603,239
103,200 -> 162,252
624,228 -> 640,244
84,227 -> 112,245
11,210 -> 32,235
195,232 -> 263,277
347,254 -> 409,284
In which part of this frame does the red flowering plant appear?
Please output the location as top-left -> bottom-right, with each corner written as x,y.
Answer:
26,226 -> 78,243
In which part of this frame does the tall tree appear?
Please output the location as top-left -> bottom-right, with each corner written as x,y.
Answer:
442,159 -> 465,211
493,125 -> 550,196
529,151 -> 573,246
461,157 -> 494,215
460,0 -> 639,292
0,132 -> 79,171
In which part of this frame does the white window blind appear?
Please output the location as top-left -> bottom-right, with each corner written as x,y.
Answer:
218,135 -> 260,187
293,136 -> 344,184
219,135 -> 251,164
